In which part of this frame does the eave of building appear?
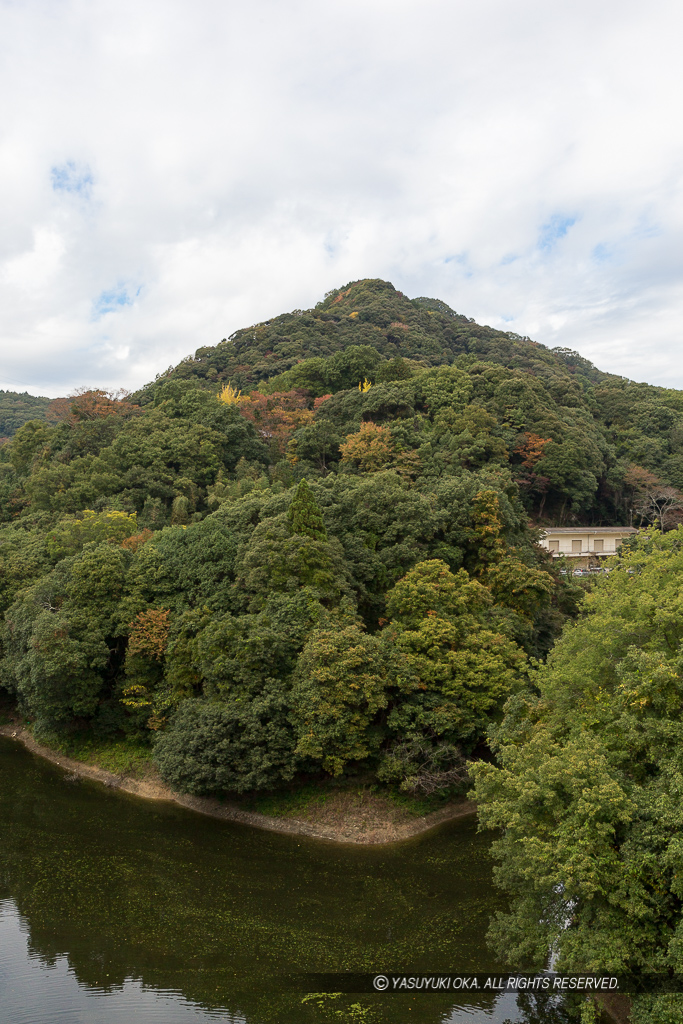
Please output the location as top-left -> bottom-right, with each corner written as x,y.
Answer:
539,527 -> 638,535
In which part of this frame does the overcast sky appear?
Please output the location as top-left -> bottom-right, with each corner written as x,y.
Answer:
1,0 -> 682,397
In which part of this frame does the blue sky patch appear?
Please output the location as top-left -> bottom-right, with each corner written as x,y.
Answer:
444,253 -> 472,277
592,243 -> 613,264
51,161 -> 93,196
93,285 -> 137,319
538,214 -> 577,251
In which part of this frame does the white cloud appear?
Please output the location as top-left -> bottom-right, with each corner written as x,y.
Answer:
0,0 -> 682,396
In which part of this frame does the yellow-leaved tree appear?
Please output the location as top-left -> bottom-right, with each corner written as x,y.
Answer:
339,421 -> 394,472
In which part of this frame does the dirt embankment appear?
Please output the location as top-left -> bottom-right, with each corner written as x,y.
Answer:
0,724 -> 476,844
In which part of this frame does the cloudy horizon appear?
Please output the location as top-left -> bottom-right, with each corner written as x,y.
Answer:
1,0 -> 683,398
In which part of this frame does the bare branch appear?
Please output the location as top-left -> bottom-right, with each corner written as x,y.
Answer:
634,485 -> 683,532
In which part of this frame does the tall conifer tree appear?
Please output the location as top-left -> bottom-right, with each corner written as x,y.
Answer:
287,479 -> 327,541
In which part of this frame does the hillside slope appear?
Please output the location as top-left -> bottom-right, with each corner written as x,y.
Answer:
137,278 -> 610,396
3,278 -> 683,531
1,276 -> 681,801
130,278 -> 683,525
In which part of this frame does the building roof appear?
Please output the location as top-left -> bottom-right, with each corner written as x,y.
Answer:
540,527 -> 638,535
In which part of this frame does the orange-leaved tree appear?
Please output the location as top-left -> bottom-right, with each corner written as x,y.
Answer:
122,608 -> 172,727
237,389 -> 313,454
47,387 -> 140,424
121,529 -> 155,552
127,608 -> 171,660
515,432 -> 551,468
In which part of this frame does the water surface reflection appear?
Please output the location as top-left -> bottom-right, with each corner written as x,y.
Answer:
0,738 -> 574,1023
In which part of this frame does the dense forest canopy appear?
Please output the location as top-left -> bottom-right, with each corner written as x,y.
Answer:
0,278 -> 681,763
0,278 -> 596,765
127,277 -> 683,526
136,278 -> 612,394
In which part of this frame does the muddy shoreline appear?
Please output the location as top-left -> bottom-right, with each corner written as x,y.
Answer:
0,724 -> 476,845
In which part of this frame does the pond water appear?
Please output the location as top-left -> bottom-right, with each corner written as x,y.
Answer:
0,738 -> 575,1024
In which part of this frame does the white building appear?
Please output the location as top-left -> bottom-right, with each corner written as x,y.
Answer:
539,526 -> 638,563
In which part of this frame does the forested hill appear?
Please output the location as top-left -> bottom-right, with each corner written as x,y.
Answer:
136,277 -> 610,397
0,275 -> 681,802
3,277 -> 683,531
0,390 -> 51,440
127,276 -> 683,523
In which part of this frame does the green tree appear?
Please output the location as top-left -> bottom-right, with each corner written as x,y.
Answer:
0,542 -> 130,731
191,592 -> 325,696
290,620 -> 391,776
0,521 -> 51,615
46,509 -> 139,560
472,528 -> 683,1023
430,405 -> 508,471
383,560 -> 526,747
153,687 -> 298,794
235,517 -> 348,611
8,420 -> 53,475
287,478 -> 328,540
289,419 -> 341,473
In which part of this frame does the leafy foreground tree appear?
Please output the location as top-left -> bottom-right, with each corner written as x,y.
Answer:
472,528 -> 683,1024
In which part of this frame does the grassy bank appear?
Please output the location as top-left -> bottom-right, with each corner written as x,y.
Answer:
45,734 -> 155,778
1,715 -> 155,779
